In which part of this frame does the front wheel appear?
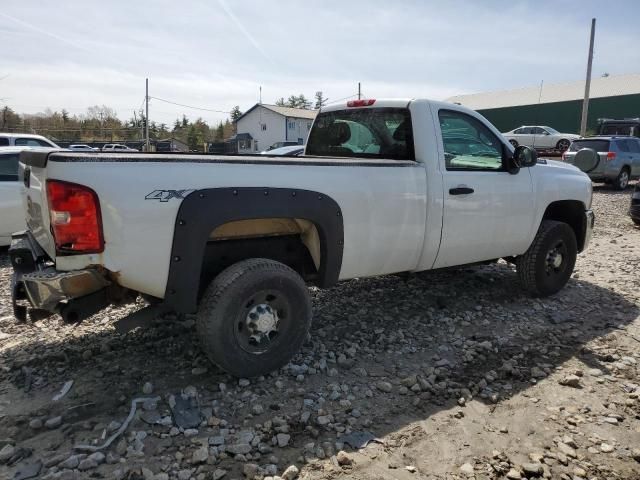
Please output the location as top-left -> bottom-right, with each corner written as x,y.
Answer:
509,139 -> 519,148
196,258 -> 312,377
516,220 -> 577,297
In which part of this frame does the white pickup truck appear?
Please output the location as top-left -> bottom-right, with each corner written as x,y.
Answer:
10,98 -> 594,377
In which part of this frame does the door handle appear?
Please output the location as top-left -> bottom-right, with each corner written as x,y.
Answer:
449,187 -> 474,195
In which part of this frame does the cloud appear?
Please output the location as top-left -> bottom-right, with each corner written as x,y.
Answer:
0,11 -> 92,53
216,0 -> 274,65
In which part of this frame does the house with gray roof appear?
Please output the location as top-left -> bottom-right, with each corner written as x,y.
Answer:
233,104 -> 317,153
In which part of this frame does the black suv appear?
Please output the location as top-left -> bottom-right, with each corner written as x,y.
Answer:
598,118 -> 640,138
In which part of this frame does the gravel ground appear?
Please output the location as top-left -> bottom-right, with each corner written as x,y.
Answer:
1,186 -> 639,480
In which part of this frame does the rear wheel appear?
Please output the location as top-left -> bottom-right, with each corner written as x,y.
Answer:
196,258 -> 312,377
556,139 -> 571,151
516,220 -> 577,297
613,168 -> 630,190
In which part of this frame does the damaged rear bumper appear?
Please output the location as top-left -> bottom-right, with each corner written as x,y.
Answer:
10,231 -> 111,322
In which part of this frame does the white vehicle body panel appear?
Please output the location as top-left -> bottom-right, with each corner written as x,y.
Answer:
0,181 -> 25,245
45,158 -> 428,298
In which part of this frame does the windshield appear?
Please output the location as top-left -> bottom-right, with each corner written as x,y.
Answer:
306,108 -> 414,160
569,140 -> 610,152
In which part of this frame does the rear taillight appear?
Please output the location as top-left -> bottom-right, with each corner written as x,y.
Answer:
347,99 -> 376,107
46,180 -> 104,253
606,151 -> 616,161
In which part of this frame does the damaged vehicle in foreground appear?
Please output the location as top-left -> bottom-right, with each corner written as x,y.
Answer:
10,98 -> 594,377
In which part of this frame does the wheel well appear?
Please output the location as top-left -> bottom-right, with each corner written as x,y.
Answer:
542,200 -> 587,251
199,218 -> 322,299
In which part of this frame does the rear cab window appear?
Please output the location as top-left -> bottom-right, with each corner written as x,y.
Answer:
306,108 -> 414,160
569,140 -> 610,152
0,153 -> 19,181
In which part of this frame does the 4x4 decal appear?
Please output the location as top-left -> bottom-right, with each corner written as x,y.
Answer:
145,190 -> 195,202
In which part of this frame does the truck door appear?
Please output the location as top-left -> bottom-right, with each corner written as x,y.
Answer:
433,108 -> 534,268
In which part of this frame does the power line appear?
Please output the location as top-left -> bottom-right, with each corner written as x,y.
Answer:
324,93 -> 359,106
149,96 -> 231,114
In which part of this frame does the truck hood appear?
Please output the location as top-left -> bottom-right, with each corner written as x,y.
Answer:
532,158 -> 593,208
539,158 -> 582,172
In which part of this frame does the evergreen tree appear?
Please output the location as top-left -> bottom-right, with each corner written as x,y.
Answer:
314,91 -> 328,109
230,106 -> 243,123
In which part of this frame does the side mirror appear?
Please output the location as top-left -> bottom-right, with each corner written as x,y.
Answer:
514,145 -> 537,168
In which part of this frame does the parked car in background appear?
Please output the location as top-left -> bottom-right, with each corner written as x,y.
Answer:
260,145 -> 304,156
69,144 -> 99,152
562,136 -> 640,190
267,141 -> 299,151
0,147 -> 29,245
630,182 -> 640,225
597,118 -> 640,138
102,144 -> 139,152
502,126 -> 580,151
0,133 -> 59,148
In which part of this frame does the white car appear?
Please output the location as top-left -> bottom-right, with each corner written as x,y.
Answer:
69,144 -> 99,152
0,133 -> 60,148
260,145 -> 304,156
10,98 -> 594,377
102,144 -> 139,152
502,126 -> 580,151
0,148 -> 25,245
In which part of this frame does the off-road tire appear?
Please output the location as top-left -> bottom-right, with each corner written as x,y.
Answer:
516,220 -> 577,297
197,258 -> 312,377
613,167 -> 630,190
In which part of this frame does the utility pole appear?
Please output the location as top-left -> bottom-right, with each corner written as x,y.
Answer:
580,18 -> 596,137
259,86 -> 262,104
145,78 -> 150,152
98,111 -> 104,139
357,82 -> 361,100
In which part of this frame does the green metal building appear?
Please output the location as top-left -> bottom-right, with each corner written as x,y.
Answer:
447,73 -> 640,134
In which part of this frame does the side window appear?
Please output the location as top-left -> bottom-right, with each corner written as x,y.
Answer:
513,128 -> 524,134
531,127 -> 545,135
15,138 -> 52,147
617,140 -> 630,153
438,110 -> 504,171
0,154 -> 20,182
0,137 -> 9,146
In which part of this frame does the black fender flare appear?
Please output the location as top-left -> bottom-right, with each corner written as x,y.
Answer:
163,187 -> 344,313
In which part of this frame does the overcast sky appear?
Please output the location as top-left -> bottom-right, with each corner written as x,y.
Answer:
1,0 -> 639,125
